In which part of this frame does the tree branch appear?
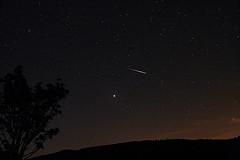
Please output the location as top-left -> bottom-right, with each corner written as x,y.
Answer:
23,147 -> 39,160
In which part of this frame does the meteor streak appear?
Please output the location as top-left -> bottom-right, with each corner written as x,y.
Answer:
129,68 -> 147,75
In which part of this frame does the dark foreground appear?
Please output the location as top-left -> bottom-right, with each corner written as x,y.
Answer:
31,138 -> 240,160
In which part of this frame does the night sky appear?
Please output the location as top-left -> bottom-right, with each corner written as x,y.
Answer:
1,0 -> 240,155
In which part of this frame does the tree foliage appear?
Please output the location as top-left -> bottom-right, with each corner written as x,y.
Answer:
0,66 -> 69,160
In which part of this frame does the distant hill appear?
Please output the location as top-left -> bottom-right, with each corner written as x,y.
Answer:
31,138 -> 240,160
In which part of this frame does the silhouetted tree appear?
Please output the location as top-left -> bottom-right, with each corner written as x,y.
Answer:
0,66 -> 69,160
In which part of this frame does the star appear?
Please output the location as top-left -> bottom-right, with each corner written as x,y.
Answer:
27,29 -> 32,33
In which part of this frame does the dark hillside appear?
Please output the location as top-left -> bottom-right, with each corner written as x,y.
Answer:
31,138 -> 240,160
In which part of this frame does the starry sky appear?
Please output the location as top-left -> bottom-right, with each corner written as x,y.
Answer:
1,0 -> 240,155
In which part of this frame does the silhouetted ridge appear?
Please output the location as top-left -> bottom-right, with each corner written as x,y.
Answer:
30,138 -> 240,160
